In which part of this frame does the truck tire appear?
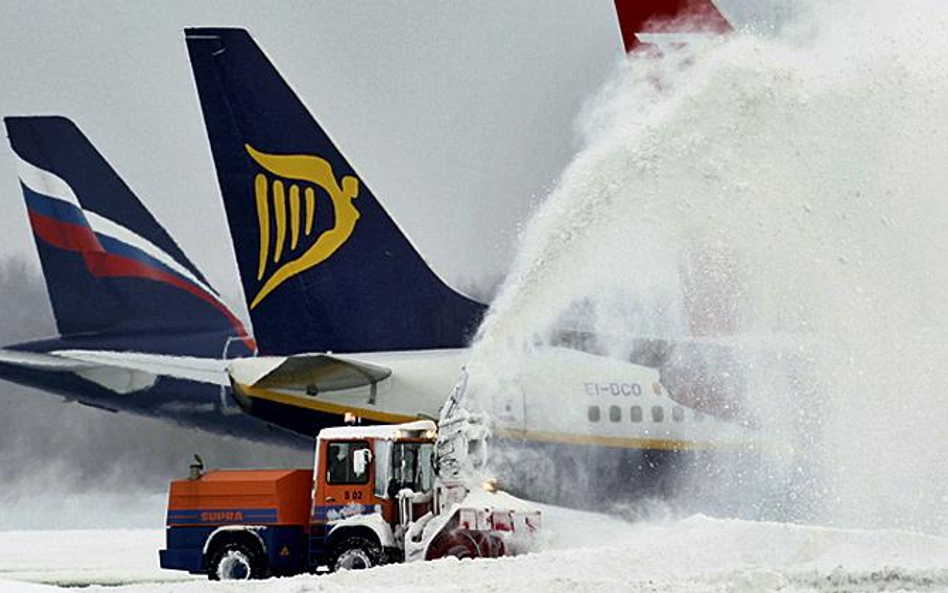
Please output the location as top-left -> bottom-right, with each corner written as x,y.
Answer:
332,536 -> 382,571
468,530 -> 492,557
207,541 -> 266,581
426,529 -> 480,560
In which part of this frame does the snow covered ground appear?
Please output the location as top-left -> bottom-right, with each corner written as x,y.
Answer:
4,505 -> 948,593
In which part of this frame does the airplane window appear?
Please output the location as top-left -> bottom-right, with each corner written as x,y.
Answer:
630,406 -> 642,423
651,406 -> 664,423
588,405 -> 601,422
672,406 -> 684,422
609,405 -> 621,422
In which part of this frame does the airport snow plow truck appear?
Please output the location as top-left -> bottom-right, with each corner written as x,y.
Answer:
159,419 -> 540,579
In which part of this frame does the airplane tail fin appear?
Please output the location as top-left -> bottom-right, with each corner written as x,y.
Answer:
4,116 -> 253,356
185,28 -> 485,355
613,0 -> 732,54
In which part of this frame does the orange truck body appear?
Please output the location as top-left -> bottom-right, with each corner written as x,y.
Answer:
161,469 -> 315,575
167,469 -> 313,527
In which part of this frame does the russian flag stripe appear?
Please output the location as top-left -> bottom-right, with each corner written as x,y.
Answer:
21,166 -> 256,350
22,185 -> 89,228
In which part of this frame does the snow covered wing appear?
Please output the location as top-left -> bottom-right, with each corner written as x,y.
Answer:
234,354 -> 392,394
224,355 -> 401,434
0,348 -> 96,370
51,350 -> 230,386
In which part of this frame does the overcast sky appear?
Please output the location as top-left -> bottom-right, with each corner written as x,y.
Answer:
0,1 -> 627,319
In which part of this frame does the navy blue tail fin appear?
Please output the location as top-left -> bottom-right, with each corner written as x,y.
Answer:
185,28 -> 485,355
4,116 -> 254,356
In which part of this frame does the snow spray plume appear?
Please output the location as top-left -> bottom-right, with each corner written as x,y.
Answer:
467,0 -> 948,533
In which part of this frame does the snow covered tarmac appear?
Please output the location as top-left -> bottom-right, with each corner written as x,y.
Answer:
5,508 -> 948,593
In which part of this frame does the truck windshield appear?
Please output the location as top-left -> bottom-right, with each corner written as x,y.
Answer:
390,441 -> 435,496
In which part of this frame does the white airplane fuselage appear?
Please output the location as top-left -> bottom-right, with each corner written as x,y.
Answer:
229,346 -> 762,453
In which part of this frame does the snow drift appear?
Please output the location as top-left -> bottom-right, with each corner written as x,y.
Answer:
5,511 -> 948,592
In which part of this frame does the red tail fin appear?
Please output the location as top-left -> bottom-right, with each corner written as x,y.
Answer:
614,0 -> 732,54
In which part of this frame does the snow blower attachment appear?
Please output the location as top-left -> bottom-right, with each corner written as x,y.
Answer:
435,368 -> 492,483
159,419 -> 541,579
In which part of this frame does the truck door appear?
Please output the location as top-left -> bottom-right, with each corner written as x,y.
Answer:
314,439 -> 376,522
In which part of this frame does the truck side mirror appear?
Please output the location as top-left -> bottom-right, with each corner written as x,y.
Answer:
352,448 -> 372,476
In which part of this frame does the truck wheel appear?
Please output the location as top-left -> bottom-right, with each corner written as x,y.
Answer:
468,530 -> 492,557
426,530 -> 480,560
332,536 -> 382,571
207,542 -> 264,581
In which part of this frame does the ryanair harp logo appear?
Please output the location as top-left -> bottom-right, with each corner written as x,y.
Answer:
245,144 -> 360,309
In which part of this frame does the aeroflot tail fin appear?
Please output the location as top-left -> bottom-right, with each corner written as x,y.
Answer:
185,28 -> 485,356
4,116 -> 253,356
613,0 -> 732,54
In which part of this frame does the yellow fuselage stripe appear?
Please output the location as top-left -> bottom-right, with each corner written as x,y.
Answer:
239,383 -> 417,424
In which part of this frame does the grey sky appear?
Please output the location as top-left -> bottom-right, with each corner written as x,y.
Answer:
0,1 -> 622,320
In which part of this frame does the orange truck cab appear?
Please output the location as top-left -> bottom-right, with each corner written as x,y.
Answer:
160,420 -> 441,578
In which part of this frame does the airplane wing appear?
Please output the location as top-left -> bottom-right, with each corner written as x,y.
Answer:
52,350 -> 394,395
225,354 -> 400,435
0,348 -> 165,395
229,354 -> 392,394
52,350 -> 230,386
0,348 -> 97,370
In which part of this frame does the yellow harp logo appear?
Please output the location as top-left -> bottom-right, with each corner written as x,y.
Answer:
246,144 -> 360,309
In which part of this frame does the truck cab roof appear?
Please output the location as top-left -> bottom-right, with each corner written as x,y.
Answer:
317,420 -> 436,442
